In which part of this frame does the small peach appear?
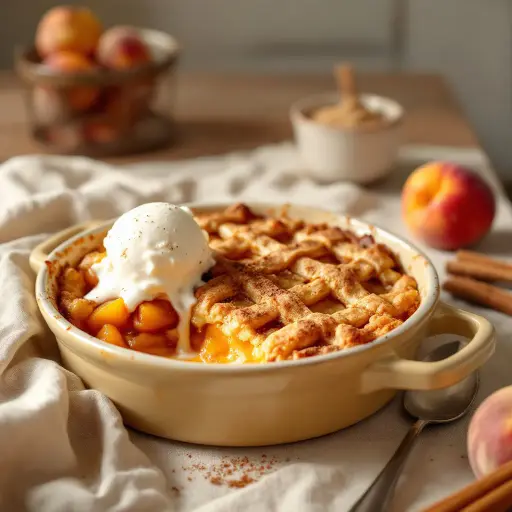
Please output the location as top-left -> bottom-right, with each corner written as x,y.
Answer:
45,123 -> 82,150
468,386 -> 512,478
82,120 -> 120,145
36,6 -> 102,58
103,84 -> 153,126
96,26 -> 151,70
44,51 -> 100,111
401,162 -> 495,250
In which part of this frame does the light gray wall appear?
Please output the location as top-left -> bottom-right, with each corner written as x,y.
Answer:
406,0 -> 512,178
3,1 -> 512,175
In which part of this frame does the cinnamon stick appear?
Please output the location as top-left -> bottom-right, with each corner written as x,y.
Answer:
457,250 -> 512,272
335,63 -> 359,102
446,260 -> 512,283
443,275 -> 512,316
423,460 -> 512,512
466,480 -> 512,512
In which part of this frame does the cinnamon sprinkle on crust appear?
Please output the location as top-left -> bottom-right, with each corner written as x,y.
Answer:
57,203 -> 420,365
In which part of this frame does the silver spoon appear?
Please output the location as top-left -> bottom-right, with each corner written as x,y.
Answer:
349,341 -> 479,512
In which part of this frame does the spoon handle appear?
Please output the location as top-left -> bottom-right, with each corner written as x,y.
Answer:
348,419 -> 428,512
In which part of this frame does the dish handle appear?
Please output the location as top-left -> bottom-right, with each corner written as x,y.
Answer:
30,220 -> 105,274
361,302 -> 495,393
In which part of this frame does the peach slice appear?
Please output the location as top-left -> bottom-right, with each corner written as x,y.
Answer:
88,298 -> 130,333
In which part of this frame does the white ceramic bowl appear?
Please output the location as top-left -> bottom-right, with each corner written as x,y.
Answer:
31,203 -> 495,446
290,92 -> 404,183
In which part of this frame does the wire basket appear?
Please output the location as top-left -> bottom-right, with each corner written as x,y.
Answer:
16,28 -> 180,158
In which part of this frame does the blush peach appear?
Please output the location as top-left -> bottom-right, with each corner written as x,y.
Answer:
401,162 -> 495,250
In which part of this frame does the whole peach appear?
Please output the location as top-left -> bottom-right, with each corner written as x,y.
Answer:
401,162 -> 495,250
44,51 -> 99,111
35,6 -> 102,58
96,26 -> 151,70
103,84 -> 153,126
83,120 -> 120,145
45,123 -> 82,150
468,387 -> 512,478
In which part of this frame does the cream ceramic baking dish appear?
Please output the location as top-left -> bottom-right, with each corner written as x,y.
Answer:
30,203 -> 495,447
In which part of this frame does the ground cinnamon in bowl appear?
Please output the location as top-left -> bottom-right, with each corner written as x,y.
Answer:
312,64 -> 390,130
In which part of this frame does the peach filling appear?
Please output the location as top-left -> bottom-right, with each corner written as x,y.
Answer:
59,256 -> 256,361
198,324 -> 256,364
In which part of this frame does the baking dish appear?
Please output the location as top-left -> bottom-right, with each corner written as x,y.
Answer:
30,203 -> 495,446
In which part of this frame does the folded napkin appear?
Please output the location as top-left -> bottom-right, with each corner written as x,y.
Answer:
1,144 -> 512,512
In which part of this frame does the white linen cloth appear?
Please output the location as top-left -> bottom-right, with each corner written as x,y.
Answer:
1,143 -> 512,512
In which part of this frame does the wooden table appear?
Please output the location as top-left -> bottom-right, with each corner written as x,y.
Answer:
0,71 -> 482,164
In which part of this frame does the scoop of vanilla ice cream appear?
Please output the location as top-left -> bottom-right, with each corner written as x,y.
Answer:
86,202 -> 214,354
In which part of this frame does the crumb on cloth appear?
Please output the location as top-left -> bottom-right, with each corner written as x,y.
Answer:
181,453 -> 288,489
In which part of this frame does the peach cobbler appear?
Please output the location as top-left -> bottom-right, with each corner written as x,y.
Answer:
57,202 -> 421,363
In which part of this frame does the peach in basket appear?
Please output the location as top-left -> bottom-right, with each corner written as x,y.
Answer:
16,6 -> 179,158
97,26 -> 151,70
35,6 -> 102,58
30,202 -> 495,446
43,51 -> 100,111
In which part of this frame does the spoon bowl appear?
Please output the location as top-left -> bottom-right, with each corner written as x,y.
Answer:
350,340 -> 480,512
404,341 -> 480,423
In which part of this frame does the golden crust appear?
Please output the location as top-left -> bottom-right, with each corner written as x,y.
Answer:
192,203 -> 421,362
